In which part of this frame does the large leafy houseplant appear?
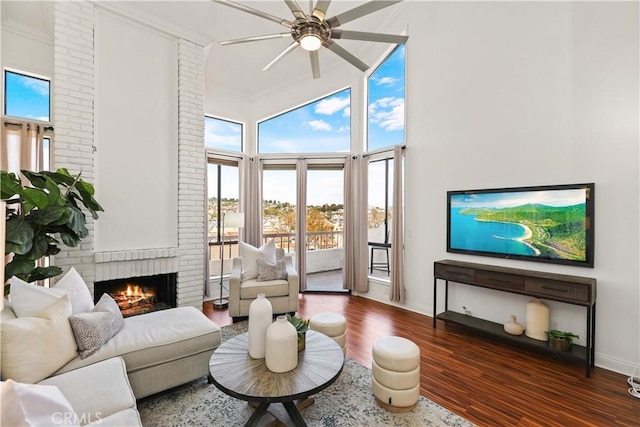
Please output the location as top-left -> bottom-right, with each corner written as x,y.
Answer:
2,169 -> 103,293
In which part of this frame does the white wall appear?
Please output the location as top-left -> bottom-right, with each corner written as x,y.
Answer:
93,10 -> 178,251
207,2 -> 640,374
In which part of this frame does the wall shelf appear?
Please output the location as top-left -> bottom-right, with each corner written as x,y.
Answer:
433,259 -> 596,377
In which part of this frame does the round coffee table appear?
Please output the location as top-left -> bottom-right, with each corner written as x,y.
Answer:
209,330 -> 344,427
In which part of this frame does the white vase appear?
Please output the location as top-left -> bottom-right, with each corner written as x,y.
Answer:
265,315 -> 298,373
504,315 -> 524,336
248,294 -> 272,359
525,299 -> 550,341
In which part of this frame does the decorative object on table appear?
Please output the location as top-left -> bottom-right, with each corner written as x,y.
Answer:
503,315 -> 524,336
546,330 -> 579,351
525,298 -> 549,341
286,313 -> 309,352
214,211 -> 244,309
248,293 -> 272,359
265,315 -> 298,373
1,169 -> 103,294
628,364 -> 640,399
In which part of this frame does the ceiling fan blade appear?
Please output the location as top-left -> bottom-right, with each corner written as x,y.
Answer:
284,0 -> 307,20
331,29 -> 408,44
309,50 -> 321,79
311,0 -> 332,22
263,41 -> 299,71
326,0 -> 403,28
324,39 -> 369,72
213,0 -> 293,28
218,33 -> 292,45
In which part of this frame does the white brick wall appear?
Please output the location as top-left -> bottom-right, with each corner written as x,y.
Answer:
177,39 -> 206,309
51,5 -> 206,309
53,1 -> 97,293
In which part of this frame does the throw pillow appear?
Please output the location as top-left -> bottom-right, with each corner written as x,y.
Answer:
68,293 -> 124,359
1,295 -> 78,383
239,239 -> 277,280
256,259 -> 288,282
1,380 -> 79,427
10,268 -> 94,317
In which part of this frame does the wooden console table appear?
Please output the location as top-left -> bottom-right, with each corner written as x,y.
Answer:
433,259 -> 597,377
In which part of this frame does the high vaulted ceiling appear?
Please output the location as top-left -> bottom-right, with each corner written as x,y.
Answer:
2,1 -> 406,99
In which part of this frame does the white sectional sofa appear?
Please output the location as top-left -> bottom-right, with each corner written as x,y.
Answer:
0,271 -> 221,426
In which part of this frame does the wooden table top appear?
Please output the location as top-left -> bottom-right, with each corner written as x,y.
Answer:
209,330 -> 344,403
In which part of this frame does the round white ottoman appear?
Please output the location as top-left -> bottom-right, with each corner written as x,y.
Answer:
309,312 -> 347,354
371,336 -> 420,412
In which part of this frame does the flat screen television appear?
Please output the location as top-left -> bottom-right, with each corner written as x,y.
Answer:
447,183 -> 594,267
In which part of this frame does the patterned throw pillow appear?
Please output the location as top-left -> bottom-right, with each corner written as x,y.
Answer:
256,259 -> 288,282
68,293 -> 124,359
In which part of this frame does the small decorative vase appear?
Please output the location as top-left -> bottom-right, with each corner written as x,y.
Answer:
265,315 -> 298,373
548,336 -> 572,351
525,298 -> 550,341
504,315 -> 524,336
297,332 -> 306,352
248,294 -> 272,359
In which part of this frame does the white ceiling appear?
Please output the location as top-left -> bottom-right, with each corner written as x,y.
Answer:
1,1 -> 406,98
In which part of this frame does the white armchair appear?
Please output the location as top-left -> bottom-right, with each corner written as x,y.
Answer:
228,248 -> 299,322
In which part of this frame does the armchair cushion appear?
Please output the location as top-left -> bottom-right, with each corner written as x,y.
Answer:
256,259 -> 288,282
239,240 -> 276,280
240,279 -> 290,300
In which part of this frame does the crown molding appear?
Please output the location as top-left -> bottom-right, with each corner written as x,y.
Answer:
2,18 -> 53,45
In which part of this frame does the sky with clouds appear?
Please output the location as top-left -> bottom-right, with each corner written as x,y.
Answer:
4,71 -> 50,122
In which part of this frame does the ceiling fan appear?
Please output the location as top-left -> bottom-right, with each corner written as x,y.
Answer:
213,0 -> 408,79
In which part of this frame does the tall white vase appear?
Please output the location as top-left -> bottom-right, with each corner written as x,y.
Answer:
525,298 -> 550,341
248,294 -> 272,359
265,315 -> 298,373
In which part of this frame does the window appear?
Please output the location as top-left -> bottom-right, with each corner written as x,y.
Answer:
205,116 -> 242,152
367,45 -> 405,151
4,70 -> 51,122
368,157 -> 394,278
258,88 -> 351,154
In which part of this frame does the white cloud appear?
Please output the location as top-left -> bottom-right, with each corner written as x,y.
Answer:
17,75 -> 49,96
342,106 -> 350,117
307,120 -> 332,131
374,76 -> 398,87
369,97 -> 404,131
315,96 -> 350,115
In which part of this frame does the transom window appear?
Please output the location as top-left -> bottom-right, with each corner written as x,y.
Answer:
367,45 -> 405,151
258,88 -> 351,154
205,116 -> 243,152
4,69 -> 51,122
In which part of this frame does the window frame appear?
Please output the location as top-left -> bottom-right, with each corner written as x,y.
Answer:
204,115 -> 244,153
3,68 -> 52,122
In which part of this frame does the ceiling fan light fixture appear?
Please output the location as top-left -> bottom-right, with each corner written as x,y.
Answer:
299,32 -> 322,51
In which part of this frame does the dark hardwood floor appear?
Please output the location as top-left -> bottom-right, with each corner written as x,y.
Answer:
204,293 -> 639,427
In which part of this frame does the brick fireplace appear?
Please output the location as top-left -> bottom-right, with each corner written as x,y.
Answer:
94,273 -> 177,317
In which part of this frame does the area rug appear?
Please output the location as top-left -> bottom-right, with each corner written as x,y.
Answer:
138,321 -> 474,427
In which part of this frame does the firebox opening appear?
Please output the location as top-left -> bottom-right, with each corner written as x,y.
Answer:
94,273 -> 177,317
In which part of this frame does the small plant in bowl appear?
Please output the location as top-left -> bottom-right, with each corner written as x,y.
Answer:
546,330 -> 579,351
286,314 -> 309,352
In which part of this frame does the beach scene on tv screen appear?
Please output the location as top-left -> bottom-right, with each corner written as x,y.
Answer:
449,188 -> 588,261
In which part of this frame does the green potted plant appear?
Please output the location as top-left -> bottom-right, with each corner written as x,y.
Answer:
2,169 -> 103,294
546,330 -> 579,351
286,313 -> 309,352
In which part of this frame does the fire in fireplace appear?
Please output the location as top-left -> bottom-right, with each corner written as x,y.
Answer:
94,273 -> 177,317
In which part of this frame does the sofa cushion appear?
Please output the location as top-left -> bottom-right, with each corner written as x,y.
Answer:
239,239 -> 276,280
256,259 -> 288,282
10,268 -> 93,317
1,380 -> 79,427
1,295 -> 77,383
240,278 -> 290,299
39,357 -> 138,426
69,294 -> 125,359
54,307 -> 220,376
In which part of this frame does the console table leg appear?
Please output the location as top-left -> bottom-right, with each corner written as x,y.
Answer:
433,278 -> 437,328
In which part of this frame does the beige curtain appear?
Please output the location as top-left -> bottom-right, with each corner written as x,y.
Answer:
240,156 -> 263,247
344,155 -> 369,293
389,145 -> 405,303
1,120 -> 46,177
296,159 -> 307,292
